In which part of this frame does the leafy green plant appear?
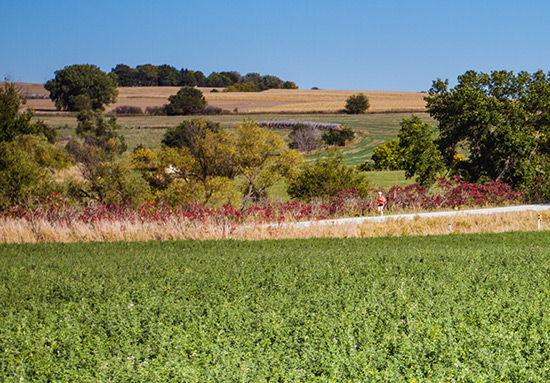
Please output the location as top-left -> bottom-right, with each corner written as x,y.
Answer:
321,126 -> 355,146
166,86 -> 207,115
344,93 -> 370,114
287,149 -> 370,201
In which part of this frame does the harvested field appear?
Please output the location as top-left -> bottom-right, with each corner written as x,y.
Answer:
14,83 -> 427,114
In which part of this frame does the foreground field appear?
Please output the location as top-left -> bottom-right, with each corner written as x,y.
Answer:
2,232 -> 550,381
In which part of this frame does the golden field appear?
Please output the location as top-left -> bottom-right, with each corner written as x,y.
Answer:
15,83 -> 427,113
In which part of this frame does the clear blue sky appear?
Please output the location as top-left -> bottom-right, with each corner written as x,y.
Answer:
1,0 -> 549,92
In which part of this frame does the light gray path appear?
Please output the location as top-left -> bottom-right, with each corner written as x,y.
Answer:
271,204 -> 550,229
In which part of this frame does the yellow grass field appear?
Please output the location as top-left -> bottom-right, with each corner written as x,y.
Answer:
15,83 -> 427,113
0,210 -> 547,243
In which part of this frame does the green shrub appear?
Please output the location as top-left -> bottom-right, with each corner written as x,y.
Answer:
287,149 -> 370,201
322,126 -> 355,146
371,139 -> 404,170
167,86 -> 207,115
0,142 -> 49,209
344,93 -> 370,114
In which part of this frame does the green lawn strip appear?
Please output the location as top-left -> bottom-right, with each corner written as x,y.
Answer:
2,232 -> 550,381
367,170 -> 415,189
42,112 -> 434,151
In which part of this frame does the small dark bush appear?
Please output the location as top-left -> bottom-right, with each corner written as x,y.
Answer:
113,105 -> 143,115
358,162 -> 376,171
322,126 -> 355,146
344,93 -> 370,114
202,106 -> 225,115
145,106 -> 168,116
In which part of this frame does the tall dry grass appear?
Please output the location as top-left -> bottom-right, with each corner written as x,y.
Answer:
1,210 -> 547,243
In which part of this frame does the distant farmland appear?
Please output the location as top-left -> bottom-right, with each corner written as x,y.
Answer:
16,82 -> 431,168
16,83 -> 427,114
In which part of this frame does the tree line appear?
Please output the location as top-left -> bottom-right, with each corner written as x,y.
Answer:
368,70 -> 550,201
110,64 -> 298,90
44,64 -> 368,116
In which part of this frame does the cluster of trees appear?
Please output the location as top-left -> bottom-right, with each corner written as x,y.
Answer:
43,64 -> 298,114
132,119 -> 303,207
131,120 -> 366,207
44,65 -> 214,115
1,81 -> 368,210
110,64 -> 298,90
43,65 -> 368,118
369,70 -> 550,200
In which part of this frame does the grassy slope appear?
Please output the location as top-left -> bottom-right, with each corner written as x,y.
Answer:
2,232 -> 550,381
46,112 -> 434,163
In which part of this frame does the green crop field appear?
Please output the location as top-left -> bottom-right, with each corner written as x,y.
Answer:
2,232 -> 550,381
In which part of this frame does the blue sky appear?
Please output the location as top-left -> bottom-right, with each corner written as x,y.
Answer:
1,0 -> 549,91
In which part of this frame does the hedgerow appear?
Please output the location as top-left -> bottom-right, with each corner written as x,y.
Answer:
0,177 -> 524,227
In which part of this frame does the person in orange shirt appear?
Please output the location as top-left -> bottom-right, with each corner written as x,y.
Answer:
377,191 -> 386,216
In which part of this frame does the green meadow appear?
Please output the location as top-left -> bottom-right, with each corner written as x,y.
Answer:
2,232 -> 550,382
41,112 -> 434,166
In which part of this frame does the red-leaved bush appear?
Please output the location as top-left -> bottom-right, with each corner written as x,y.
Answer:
0,177 -> 524,226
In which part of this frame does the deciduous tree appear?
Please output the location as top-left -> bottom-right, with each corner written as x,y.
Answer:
344,93 -> 370,114
398,115 -> 445,187
426,70 -> 550,190
158,64 -> 182,86
75,110 -> 127,156
289,124 -> 322,152
111,64 -> 137,86
161,119 -> 236,204
45,64 -> 118,111
233,120 -> 303,206
0,82 -> 56,142
0,82 -> 68,209
166,86 -> 207,115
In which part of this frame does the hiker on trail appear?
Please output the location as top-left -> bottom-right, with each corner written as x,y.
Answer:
377,191 -> 386,216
